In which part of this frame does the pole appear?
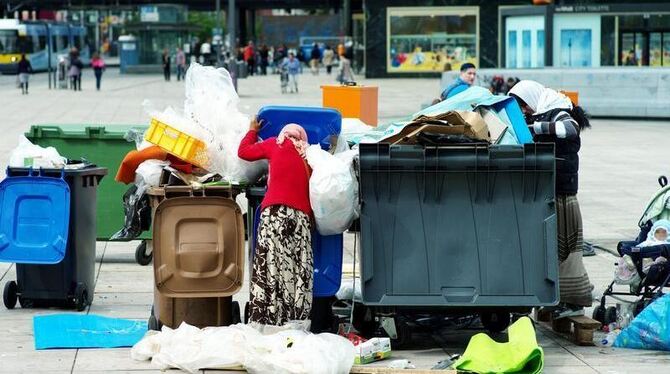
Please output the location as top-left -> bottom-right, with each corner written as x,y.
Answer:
227,0 -> 237,91
46,23 -> 52,90
216,0 -> 221,66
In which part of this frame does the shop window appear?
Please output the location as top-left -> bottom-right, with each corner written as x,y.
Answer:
537,30 -> 545,67
387,7 -> 478,73
507,30 -> 517,68
522,30 -> 531,67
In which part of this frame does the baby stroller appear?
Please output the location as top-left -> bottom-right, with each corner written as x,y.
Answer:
280,65 -> 289,94
593,176 -> 670,325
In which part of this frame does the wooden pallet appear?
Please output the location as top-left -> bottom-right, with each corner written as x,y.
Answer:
534,309 -> 601,346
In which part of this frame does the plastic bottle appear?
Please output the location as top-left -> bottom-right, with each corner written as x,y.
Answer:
601,330 -> 620,347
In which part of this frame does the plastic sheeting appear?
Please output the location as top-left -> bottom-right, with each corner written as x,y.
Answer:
615,294 -> 670,351
34,314 -> 146,349
131,322 -> 355,374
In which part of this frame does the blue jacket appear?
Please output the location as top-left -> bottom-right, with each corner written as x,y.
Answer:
441,77 -> 471,100
281,58 -> 301,75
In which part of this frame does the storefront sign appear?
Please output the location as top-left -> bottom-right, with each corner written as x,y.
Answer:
140,6 -> 160,22
555,5 -> 611,13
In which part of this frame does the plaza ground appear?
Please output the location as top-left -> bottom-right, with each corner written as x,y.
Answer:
0,69 -> 668,373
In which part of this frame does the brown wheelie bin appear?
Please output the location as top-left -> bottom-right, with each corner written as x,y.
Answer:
147,186 -> 245,330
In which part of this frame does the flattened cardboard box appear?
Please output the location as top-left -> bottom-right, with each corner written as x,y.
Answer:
381,110 -> 490,145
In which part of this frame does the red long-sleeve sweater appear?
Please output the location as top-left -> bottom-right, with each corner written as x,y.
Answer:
238,130 -> 312,217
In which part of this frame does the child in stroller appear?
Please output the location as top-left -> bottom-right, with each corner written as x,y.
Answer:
593,177 -> 670,326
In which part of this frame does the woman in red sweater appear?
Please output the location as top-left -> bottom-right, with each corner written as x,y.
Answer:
238,117 -> 313,325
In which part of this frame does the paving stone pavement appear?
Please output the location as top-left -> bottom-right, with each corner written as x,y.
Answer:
0,69 -> 668,373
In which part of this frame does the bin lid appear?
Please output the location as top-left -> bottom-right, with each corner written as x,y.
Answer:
26,125 -> 147,141
0,174 -> 70,264
153,197 -> 245,298
257,106 -> 342,151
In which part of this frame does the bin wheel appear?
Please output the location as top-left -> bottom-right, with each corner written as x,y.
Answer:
481,311 -> 511,334
604,306 -> 617,326
135,241 -> 152,266
592,305 -> 606,323
3,281 -> 17,309
389,317 -> 412,350
74,283 -> 89,312
231,301 -> 241,325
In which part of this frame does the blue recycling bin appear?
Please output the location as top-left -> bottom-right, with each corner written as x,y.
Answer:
257,106 -> 342,151
0,167 -> 108,311
249,105 -> 344,297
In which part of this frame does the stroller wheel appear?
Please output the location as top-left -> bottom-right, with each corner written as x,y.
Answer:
604,306 -> 617,325
592,305 -> 606,323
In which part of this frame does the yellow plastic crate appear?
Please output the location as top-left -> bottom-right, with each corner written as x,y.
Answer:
145,118 -> 209,167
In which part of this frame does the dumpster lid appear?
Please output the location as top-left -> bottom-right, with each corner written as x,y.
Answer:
0,171 -> 70,264
26,125 -> 147,141
257,106 -> 341,151
153,196 -> 245,298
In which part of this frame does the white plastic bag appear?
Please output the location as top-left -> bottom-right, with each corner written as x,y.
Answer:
131,322 -> 354,374
9,136 -> 67,168
134,159 -> 170,189
306,145 -> 357,235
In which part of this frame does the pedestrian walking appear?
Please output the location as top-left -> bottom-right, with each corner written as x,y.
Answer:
238,118 -> 313,326
259,44 -> 269,75
310,43 -> 321,75
322,45 -> 335,75
17,54 -> 32,95
244,41 -> 256,76
337,48 -> 354,84
68,48 -> 83,91
162,48 -> 171,82
281,52 -> 301,93
91,52 -> 106,91
176,47 -> 187,81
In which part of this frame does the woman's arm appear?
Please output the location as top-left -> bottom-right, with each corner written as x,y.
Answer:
238,118 -> 268,161
530,111 -> 579,139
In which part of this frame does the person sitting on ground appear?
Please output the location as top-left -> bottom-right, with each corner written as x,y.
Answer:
509,80 -> 593,319
432,62 -> 476,104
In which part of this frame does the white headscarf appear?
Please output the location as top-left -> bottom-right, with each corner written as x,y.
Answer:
509,80 -> 573,115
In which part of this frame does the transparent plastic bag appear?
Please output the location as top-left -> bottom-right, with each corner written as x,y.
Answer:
306,145 -> 357,235
9,136 -> 67,168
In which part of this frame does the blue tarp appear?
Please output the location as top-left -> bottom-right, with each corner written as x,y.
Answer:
34,314 -> 147,350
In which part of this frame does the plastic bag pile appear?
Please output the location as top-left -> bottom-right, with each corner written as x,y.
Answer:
144,63 -> 266,183
306,144 -> 359,236
131,322 -> 355,374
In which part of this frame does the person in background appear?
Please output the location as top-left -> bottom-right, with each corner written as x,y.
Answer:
244,41 -> 256,76
437,62 -> 476,101
509,80 -> 593,320
68,48 -> 83,91
259,44 -> 269,76
162,48 -> 171,82
337,47 -> 354,84
238,118 -> 313,326
17,54 -> 32,95
281,52 -> 301,93
175,47 -> 187,81
91,52 -> 106,91
322,45 -> 335,75
200,38 -> 212,65
310,43 -> 321,75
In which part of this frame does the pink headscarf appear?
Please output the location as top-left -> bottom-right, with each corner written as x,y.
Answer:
277,123 -> 309,157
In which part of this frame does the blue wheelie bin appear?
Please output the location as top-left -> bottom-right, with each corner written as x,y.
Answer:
0,166 -> 107,311
246,106 -> 344,332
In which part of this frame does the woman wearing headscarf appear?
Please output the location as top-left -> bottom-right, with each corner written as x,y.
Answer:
509,80 -> 592,319
238,117 -> 313,325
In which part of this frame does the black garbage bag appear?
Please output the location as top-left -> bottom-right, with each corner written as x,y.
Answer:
110,184 -> 151,241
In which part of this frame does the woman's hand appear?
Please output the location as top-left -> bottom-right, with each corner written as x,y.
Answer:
249,117 -> 262,132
